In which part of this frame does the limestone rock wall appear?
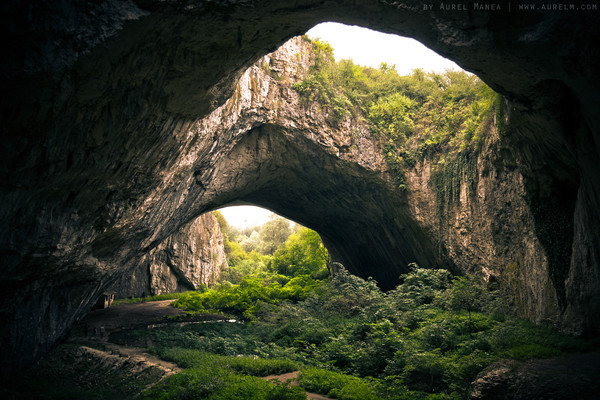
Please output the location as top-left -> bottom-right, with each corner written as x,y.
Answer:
406,124 -> 560,326
109,213 -> 228,298
2,0 -> 600,373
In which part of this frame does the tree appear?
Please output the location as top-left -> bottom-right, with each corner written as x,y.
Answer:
269,228 -> 329,277
256,215 -> 292,255
240,231 -> 261,253
393,265 -> 452,307
447,276 -> 485,335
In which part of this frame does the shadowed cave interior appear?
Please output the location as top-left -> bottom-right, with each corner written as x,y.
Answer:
1,2 -> 600,386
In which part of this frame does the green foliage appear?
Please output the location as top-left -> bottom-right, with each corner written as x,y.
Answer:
156,348 -> 299,376
369,92 -> 416,144
256,216 -> 292,255
140,349 -> 305,400
299,368 -> 380,400
172,274 -> 322,320
391,264 -> 452,308
269,227 -> 330,278
140,264 -> 593,400
219,250 -> 272,285
293,37 -> 500,190
229,216 -> 293,255
212,210 -> 229,234
447,276 -> 484,311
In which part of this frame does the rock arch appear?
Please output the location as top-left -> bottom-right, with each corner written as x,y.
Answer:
1,1 -> 599,372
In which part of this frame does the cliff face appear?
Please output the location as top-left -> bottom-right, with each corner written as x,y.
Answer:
110,213 -> 228,298
1,0 -> 599,373
407,124 -> 560,326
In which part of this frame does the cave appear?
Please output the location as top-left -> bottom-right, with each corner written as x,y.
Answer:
1,0 -> 600,375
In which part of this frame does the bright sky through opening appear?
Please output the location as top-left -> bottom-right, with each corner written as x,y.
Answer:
306,22 -> 462,74
219,22 -> 463,228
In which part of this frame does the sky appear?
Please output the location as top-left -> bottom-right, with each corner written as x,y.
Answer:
219,22 -> 462,229
219,205 -> 274,229
306,22 -> 461,74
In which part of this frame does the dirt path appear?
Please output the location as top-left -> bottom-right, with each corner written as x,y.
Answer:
74,301 -> 336,398
96,342 -> 181,373
263,371 -> 333,400
79,299 -> 184,333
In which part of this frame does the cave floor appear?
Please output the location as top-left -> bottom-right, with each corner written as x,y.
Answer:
1,300 -> 336,399
2,301 -> 599,399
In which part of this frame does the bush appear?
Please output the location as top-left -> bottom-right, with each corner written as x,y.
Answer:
401,351 -> 447,393
391,266 -> 452,308
299,368 -> 379,400
139,366 -> 228,399
227,357 -> 300,377
173,275 -> 323,320
143,265 -> 593,400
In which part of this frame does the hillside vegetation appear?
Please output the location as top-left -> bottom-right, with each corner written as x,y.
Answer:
131,213 -> 592,399
292,37 -> 503,191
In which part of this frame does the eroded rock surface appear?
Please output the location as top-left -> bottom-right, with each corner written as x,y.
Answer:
407,123 -> 560,326
1,0 -> 600,373
109,213 -> 228,298
469,354 -> 600,400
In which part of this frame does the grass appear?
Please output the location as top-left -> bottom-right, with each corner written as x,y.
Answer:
125,268 -> 596,400
139,349 -> 305,400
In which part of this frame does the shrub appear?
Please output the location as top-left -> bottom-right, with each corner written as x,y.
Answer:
299,368 -> 379,400
401,351 -> 448,393
391,266 -> 452,308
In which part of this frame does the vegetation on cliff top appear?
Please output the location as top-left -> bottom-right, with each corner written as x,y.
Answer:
292,36 -> 503,191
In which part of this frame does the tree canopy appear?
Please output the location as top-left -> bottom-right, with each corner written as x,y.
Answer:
293,37 -> 504,191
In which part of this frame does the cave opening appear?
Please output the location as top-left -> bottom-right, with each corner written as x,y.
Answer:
169,22 -> 474,291
96,21 -> 467,323
2,2 -> 599,387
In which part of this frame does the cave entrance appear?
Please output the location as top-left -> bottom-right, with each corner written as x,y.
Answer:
215,204 -> 331,283
306,22 -> 462,74
2,1 -> 597,378
182,23 -> 471,289
217,205 -> 308,257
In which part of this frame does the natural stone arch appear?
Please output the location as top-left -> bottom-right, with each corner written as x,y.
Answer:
138,39 -> 448,288
206,123 -> 443,289
1,0 -> 599,373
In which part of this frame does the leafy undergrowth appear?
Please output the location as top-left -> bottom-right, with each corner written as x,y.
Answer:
3,266 -> 593,400
135,267 -> 594,400
139,349 -> 305,400
0,344 -> 167,400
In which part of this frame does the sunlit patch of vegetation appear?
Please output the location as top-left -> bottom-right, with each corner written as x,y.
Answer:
172,215 -> 330,321
292,36 -> 504,191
